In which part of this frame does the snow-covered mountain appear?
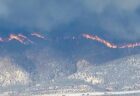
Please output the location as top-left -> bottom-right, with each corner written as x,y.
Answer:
68,54 -> 140,91
0,56 -> 30,87
1,53 -> 140,95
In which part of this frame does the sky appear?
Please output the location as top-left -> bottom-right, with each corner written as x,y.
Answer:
0,0 -> 140,81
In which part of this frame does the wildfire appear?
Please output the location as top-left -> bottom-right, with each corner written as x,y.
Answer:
18,34 -> 33,44
0,37 -> 3,42
83,33 -> 140,49
0,31 -> 139,49
119,42 -> 140,48
8,34 -> 26,44
0,32 -> 46,45
83,34 -> 117,48
31,32 -> 46,39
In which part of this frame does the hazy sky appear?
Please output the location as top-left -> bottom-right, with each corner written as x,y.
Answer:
0,0 -> 140,40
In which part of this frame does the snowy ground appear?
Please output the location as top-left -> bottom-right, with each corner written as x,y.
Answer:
1,89 -> 140,96
29,90 -> 140,96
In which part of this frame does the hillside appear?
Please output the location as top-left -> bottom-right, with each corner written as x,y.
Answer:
1,54 -> 140,95
68,54 -> 140,91
0,56 -> 30,87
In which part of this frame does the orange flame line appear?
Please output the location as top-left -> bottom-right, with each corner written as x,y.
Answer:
0,34 -> 33,44
0,37 -> 3,42
18,34 -> 34,44
119,42 -> 140,48
31,32 -> 46,39
83,33 -> 140,49
8,34 -> 26,44
83,34 -> 117,48
0,32 -> 47,44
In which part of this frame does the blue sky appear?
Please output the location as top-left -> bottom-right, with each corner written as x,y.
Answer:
0,0 -> 140,77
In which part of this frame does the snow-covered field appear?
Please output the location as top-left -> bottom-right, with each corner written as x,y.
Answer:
1,90 -> 140,96
29,90 -> 140,96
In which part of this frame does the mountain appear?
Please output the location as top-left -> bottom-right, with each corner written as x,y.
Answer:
25,47 -> 74,83
0,56 -> 30,87
68,54 -> 140,91
1,53 -> 140,95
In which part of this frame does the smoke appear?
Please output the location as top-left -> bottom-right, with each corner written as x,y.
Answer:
80,0 -> 140,40
0,0 -> 139,41
0,0 -> 139,40
0,0 -> 82,32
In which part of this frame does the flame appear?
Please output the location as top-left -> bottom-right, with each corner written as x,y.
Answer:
0,34 -> 33,44
31,32 -> 46,39
119,42 -> 140,48
8,34 -> 26,44
83,34 -> 117,48
18,34 -> 33,44
0,37 -> 3,42
0,32 -> 46,45
0,31 -> 139,49
83,33 -> 140,49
